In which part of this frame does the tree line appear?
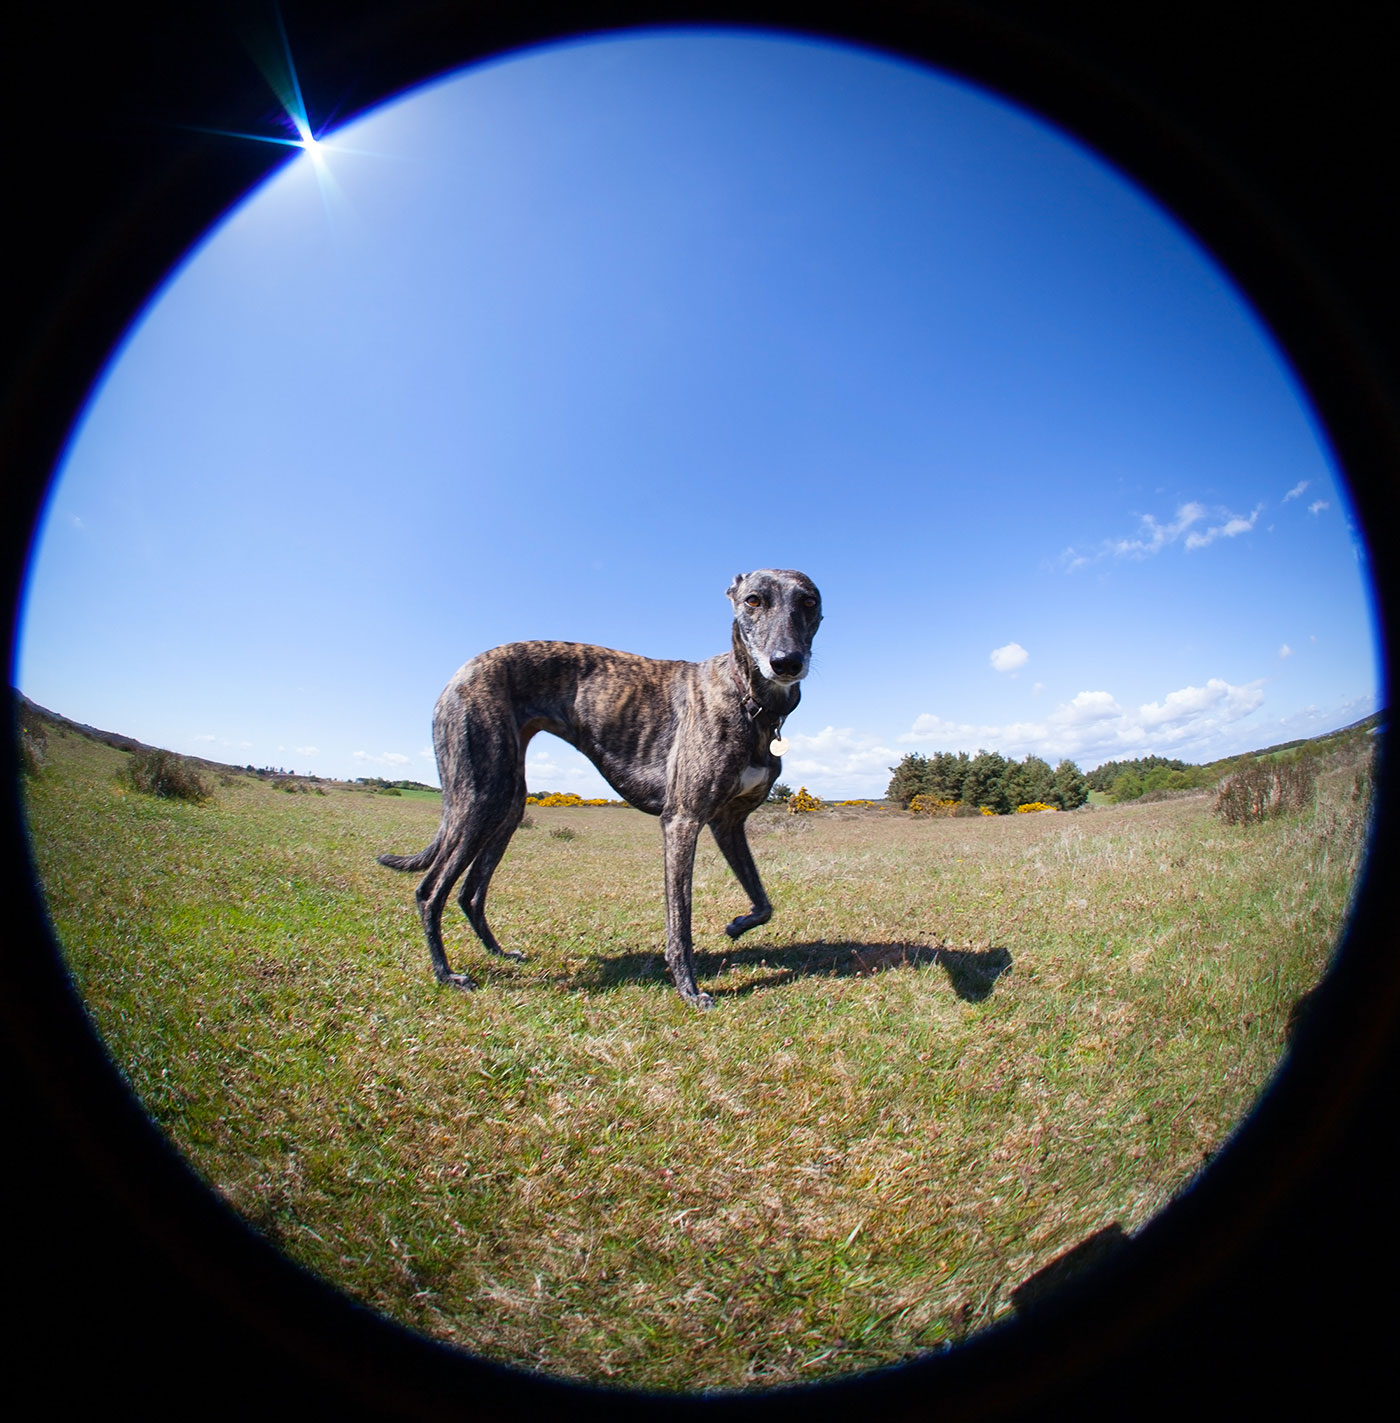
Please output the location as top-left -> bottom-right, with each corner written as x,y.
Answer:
886,751 -> 1088,813
1084,755 -> 1216,802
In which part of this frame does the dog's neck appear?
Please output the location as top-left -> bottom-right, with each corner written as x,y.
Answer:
729,626 -> 800,728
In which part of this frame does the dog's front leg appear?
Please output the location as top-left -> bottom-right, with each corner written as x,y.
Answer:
660,812 -> 714,1009
709,814 -> 773,940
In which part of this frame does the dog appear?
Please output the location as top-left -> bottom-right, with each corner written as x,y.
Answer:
378,568 -> 822,1008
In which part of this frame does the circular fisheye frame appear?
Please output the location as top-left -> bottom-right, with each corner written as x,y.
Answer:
3,4 -> 1395,1419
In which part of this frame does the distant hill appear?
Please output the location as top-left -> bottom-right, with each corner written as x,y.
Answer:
14,692 -> 349,786
1200,710 -> 1384,769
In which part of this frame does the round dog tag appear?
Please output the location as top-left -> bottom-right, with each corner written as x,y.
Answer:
770,736 -> 789,756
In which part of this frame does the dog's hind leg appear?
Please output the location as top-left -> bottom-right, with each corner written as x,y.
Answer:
709,813 -> 774,940
413,808 -> 499,990
456,788 -> 528,961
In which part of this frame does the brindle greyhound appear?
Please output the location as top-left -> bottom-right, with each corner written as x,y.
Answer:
378,568 -> 822,1008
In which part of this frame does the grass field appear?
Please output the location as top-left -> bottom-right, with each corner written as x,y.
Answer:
22,718 -> 1375,1390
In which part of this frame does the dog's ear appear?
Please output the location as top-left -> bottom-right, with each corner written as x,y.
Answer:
725,573 -> 748,607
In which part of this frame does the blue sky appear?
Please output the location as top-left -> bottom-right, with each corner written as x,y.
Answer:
17,29 -> 1379,799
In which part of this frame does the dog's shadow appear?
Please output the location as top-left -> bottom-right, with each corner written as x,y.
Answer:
572,940 -> 1013,1003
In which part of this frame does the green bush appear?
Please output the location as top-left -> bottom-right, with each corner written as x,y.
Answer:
18,703 -> 48,778
121,749 -> 213,803
1111,771 -> 1144,803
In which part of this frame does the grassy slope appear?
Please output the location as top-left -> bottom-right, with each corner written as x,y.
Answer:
22,723 -> 1374,1389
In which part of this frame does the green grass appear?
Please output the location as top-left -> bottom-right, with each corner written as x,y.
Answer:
22,721 -> 1373,1390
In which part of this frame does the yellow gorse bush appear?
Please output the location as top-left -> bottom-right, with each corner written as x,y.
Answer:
787,786 -> 823,813
525,792 -> 628,807
1015,802 -> 1057,814
908,795 -> 962,817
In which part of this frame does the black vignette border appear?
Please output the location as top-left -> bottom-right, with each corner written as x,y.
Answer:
3,3 -> 1397,1418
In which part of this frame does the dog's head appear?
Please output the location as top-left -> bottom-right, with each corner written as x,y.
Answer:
726,569 -> 822,685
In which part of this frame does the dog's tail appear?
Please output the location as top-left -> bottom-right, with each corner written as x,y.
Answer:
377,831 -> 442,873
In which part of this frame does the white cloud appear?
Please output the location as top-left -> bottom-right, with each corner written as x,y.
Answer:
1283,480 -> 1309,501
525,740 -> 614,798
1032,682 -> 1045,696
1308,500 -> 1330,515
899,676 -> 1266,768
989,641 -> 1029,673
1109,502 -> 1205,558
295,746 -> 319,756
353,749 -> 412,767
1137,678 -> 1264,729
191,732 -> 253,752
1061,689 -> 1124,724
1183,504 -> 1262,549
1279,644 -> 1293,659
1063,499 -> 1264,569
781,726 -> 902,797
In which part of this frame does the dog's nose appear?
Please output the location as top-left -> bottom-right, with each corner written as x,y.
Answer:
770,652 -> 805,678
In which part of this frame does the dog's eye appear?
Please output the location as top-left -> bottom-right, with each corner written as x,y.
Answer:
802,597 -> 817,609
744,595 -> 762,608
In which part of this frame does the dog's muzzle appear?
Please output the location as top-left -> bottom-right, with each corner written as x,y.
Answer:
768,652 -> 807,681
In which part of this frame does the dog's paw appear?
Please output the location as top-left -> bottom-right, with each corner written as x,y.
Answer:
725,911 -> 769,939
443,972 -> 478,992
695,991 -> 715,1011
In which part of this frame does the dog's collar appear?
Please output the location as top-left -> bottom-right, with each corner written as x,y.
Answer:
728,654 -> 786,737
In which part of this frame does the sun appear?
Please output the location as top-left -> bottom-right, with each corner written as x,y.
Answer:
292,116 -> 325,166
185,6 -> 329,163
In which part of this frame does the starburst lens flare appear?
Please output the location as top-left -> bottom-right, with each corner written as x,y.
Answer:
295,120 -> 324,164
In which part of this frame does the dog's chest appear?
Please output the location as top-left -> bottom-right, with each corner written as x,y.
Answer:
735,763 -> 768,796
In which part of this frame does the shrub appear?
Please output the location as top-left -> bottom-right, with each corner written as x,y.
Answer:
1111,771 -> 1144,803
18,703 -> 48,777
787,786 -> 823,813
1015,802 -> 1056,813
908,795 -> 962,818
122,750 -> 212,803
769,782 -> 794,803
549,826 -> 578,841
1214,757 -> 1318,825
